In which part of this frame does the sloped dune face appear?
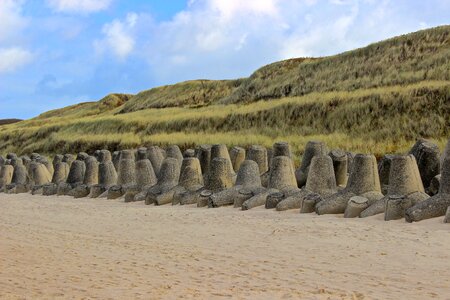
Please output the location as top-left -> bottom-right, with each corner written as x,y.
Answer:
0,27 -> 449,157
119,80 -> 241,113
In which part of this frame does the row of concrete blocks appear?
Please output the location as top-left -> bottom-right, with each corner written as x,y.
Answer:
0,138 -> 449,223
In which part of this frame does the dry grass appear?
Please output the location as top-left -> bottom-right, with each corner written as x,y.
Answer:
119,79 -> 242,112
1,81 -> 448,159
221,26 -> 450,104
0,26 -> 449,160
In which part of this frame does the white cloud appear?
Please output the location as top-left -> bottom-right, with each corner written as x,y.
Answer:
206,0 -> 280,20
139,0 -> 423,84
94,13 -> 137,60
0,0 -> 28,43
0,47 -> 33,73
46,0 -> 112,14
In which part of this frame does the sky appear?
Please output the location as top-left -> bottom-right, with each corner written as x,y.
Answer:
0,0 -> 449,119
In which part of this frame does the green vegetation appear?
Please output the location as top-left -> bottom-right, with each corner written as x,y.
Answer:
120,79 -> 242,112
0,26 -> 449,160
221,26 -> 450,104
37,93 -> 133,119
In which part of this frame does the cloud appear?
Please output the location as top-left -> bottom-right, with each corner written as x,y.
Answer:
94,13 -> 138,60
131,0 -> 434,85
0,0 -> 28,43
0,47 -> 33,73
141,0 -> 354,82
204,0 -> 281,19
46,0 -> 112,14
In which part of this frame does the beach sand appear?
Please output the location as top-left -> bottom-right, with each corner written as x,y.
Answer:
0,193 -> 449,299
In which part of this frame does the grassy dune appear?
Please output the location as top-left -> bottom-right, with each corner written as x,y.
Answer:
221,26 -> 450,104
119,79 -> 243,112
0,119 -> 22,126
0,26 -> 449,159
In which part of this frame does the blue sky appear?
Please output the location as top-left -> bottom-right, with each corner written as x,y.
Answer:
0,0 -> 449,119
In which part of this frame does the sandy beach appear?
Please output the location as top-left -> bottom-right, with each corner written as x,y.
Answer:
0,194 -> 449,299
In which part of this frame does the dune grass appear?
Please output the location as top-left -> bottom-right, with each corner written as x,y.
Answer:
1,81 -> 448,159
119,79 -> 243,112
0,26 -> 449,160
221,25 -> 450,104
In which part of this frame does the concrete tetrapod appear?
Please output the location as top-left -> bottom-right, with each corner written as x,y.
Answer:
147,146 -> 165,177
346,152 -> 355,175
5,158 -> 29,194
300,193 -> 323,213
273,142 -> 292,158
173,157 -> 204,205
230,146 -> 246,173
444,206 -> 450,223
428,175 -> 441,196
69,156 -> 100,199
112,151 -> 120,171
405,140 -> 450,222
30,154 -> 39,161
378,154 -> 395,195
195,144 -> 212,178
116,150 -> 136,186
89,150 -> 117,198
265,155 -> 301,209
360,155 -> 429,219
21,156 -> 31,171
6,153 -> 18,160
195,157 -> 234,207
183,149 -> 196,158
315,154 -> 383,215
344,196 -> 369,218
60,159 -> 86,196
154,157 -> 203,205
62,156 -> 87,196
177,157 -> 210,206
144,158 -> 181,205
329,150 -> 348,188
52,154 -> 63,170
37,156 -> 54,177
208,160 -> 263,208
125,149 -> 158,202
210,144 -> 236,182
166,145 -> 183,167
295,141 -> 328,187
265,142 -> 294,188
246,145 -> 269,187
0,164 -> 14,191
63,154 -> 75,167
43,162 -> 67,196
83,156 -> 99,186
277,155 -> 337,211
409,139 -> 441,191
108,150 -> 136,199
29,162 -> 52,195
52,161 -> 70,184
242,156 -> 297,210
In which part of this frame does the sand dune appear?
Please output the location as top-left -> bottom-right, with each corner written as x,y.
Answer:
0,194 -> 449,299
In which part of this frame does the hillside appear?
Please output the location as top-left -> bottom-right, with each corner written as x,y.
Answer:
0,26 -> 449,158
119,79 -> 243,113
0,119 -> 22,126
221,26 -> 450,104
37,93 -> 134,119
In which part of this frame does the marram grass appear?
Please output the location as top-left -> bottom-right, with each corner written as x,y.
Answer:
0,81 -> 448,160
0,26 -> 449,160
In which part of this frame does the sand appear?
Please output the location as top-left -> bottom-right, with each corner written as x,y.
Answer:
0,194 -> 449,300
